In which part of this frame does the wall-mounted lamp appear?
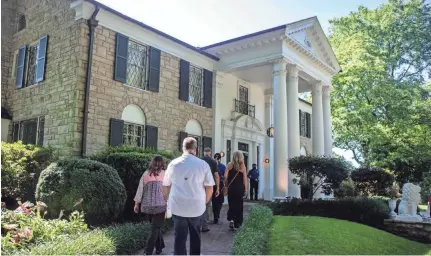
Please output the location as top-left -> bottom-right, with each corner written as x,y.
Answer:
264,158 -> 270,164
220,151 -> 225,158
266,127 -> 274,138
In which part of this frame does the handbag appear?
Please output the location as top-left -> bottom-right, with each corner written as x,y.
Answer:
223,170 -> 240,196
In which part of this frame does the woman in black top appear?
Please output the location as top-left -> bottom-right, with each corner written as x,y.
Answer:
224,151 -> 247,230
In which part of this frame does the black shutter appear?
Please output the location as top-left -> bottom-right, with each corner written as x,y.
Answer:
109,118 -> 124,146
299,109 -> 302,136
35,35 -> 48,83
179,59 -> 189,101
202,136 -> 212,153
203,69 -> 213,108
148,47 -> 160,92
306,113 -> 311,138
178,131 -> 188,151
145,125 -> 158,149
13,122 -> 20,142
15,45 -> 27,88
114,33 -> 129,83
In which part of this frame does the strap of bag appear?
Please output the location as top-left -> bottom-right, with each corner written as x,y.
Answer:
226,168 -> 240,189
158,182 -> 167,202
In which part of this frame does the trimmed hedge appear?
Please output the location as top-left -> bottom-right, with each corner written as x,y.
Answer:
89,146 -> 175,221
230,205 -> 273,255
1,142 -> 55,207
19,222 -> 150,255
36,159 -> 127,226
267,197 -> 389,229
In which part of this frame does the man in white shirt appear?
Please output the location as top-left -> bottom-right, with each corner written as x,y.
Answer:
163,137 -> 215,255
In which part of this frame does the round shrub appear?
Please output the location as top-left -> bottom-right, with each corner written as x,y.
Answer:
351,167 -> 395,196
36,159 -> 126,226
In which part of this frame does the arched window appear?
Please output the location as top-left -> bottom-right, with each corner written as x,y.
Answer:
121,104 -> 146,147
17,14 -> 26,32
185,119 -> 203,157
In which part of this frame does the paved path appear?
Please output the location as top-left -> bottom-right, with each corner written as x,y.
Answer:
137,202 -> 255,255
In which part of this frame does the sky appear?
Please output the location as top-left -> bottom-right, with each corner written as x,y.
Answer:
97,0 -> 388,47
96,0 -> 392,167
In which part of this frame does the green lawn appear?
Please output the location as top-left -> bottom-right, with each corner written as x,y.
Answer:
269,216 -> 431,255
419,204 -> 428,211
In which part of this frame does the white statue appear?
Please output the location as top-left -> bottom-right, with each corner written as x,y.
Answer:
395,183 -> 422,222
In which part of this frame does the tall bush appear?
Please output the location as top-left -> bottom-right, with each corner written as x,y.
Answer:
289,155 -> 350,200
334,178 -> 357,198
36,159 -> 126,226
1,142 -> 55,206
351,167 -> 395,196
89,146 -> 175,221
267,197 -> 389,229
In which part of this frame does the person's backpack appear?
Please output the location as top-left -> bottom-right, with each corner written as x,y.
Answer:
141,180 -> 167,214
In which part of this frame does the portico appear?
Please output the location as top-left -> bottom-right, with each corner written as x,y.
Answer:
203,16 -> 340,200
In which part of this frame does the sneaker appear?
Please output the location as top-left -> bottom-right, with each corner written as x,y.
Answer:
229,221 -> 234,230
155,249 -> 162,255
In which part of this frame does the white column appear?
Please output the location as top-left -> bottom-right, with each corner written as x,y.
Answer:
322,86 -> 333,156
311,80 -> 324,155
264,90 -> 274,200
286,64 -> 301,198
273,59 -> 289,198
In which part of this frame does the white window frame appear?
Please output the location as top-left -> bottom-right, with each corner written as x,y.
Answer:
122,121 -> 146,147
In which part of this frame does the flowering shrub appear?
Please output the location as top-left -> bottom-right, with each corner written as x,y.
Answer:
1,200 -> 87,254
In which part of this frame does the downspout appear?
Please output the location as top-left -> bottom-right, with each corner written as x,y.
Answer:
81,6 -> 100,157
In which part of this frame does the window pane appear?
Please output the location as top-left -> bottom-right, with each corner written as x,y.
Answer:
126,41 -> 148,89
189,65 -> 203,106
26,44 -> 39,87
122,122 -> 145,147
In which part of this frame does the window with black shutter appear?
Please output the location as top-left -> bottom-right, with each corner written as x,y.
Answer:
114,33 -> 161,92
15,35 -> 49,89
299,110 -> 311,138
109,118 -> 124,146
12,117 -> 45,145
179,60 -> 190,101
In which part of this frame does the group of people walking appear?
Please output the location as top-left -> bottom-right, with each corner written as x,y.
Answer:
133,137 -> 259,255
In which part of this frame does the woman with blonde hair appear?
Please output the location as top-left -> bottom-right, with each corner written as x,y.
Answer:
223,151 -> 247,230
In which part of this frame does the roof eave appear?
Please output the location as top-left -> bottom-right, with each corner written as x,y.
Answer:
84,0 -> 220,61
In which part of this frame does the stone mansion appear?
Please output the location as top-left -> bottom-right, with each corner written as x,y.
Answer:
1,0 -> 340,200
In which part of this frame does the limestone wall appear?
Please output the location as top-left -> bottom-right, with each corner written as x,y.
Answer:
1,0 -> 87,156
86,25 -> 213,154
384,219 -> 431,244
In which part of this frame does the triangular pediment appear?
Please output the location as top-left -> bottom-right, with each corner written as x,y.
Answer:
286,17 -> 340,72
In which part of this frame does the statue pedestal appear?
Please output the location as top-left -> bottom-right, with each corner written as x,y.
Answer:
395,214 -> 423,223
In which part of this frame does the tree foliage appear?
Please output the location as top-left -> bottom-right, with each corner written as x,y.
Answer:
329,0 -> 431,182
351,167 -> 395,196
289,155 -> 350,200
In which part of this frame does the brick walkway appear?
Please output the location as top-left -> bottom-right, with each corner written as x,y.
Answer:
137,202 -> 255,255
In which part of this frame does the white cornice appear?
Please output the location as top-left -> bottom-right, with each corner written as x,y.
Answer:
70,0 -> 95,20
212,35 -> 286,57
285,35 -> 337,76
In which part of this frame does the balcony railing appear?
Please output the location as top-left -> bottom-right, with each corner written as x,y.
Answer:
235,99 -> 255,118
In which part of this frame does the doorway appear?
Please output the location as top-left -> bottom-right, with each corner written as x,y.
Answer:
243,152 -> 249,171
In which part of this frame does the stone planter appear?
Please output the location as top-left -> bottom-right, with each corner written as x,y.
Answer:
388,199 -> 397,219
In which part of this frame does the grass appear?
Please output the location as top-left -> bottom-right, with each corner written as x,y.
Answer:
268,216 -> 431,255
419,204 -> 428,211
